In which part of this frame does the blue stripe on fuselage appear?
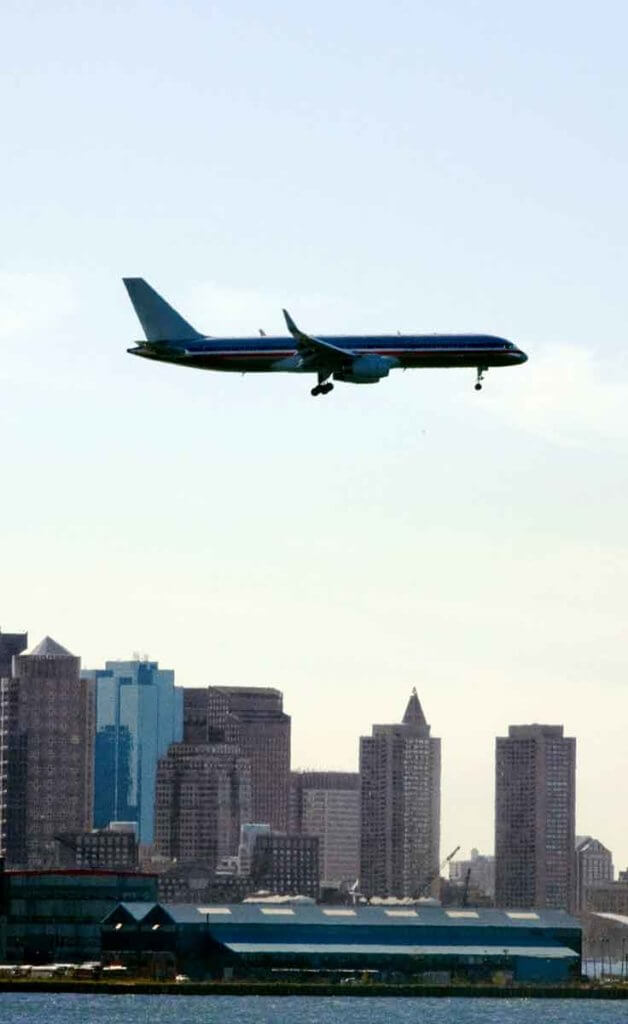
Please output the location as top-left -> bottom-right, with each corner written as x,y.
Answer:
182,334 -> 511,354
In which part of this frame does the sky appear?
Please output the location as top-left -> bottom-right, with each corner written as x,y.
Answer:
2,0 -> 628,868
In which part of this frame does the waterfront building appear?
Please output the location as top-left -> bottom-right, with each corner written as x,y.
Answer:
0,637 -> 94,868
4,867 -> 157,963
154,743 -> 251,870
495,724 -> 576,911
82,659 -> 183,844
359,689 -> 441,898
102,901 -> 582,982
183,686 -> 291,832
290,771 -> 360,886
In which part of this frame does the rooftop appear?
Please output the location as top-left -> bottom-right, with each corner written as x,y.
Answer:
27,636 -> 74,658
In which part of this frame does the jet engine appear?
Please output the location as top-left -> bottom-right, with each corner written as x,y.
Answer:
333,354 -> 395,384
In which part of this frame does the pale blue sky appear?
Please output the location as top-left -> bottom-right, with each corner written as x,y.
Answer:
2,0 -> 628,866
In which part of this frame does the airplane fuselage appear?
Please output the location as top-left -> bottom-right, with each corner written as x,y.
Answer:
129,333 -> 526,374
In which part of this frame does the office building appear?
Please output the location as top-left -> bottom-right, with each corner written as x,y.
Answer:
54,823 -> 138,871
251,833 -> 320,898
495,724 -> 576,911
238,822 -> 272,876
154,743 -> 251,870
0,630 -> 27,857
575,836 -> 614,911
290,771 -> 360,886
359,689 -> 441,898
183,686 -> 290,832
82,659 -> 183,844
0,637 -> 94,868
0,630 -> 27,678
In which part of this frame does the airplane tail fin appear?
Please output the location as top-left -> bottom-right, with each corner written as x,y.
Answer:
123,278 -> 202,341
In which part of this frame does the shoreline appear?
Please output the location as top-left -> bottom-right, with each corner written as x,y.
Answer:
1,980 -> 628,999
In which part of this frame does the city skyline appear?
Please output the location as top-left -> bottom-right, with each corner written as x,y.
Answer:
1,628 -> 624,873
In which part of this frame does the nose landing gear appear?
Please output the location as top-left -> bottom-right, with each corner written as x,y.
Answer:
474,366 -> 488,391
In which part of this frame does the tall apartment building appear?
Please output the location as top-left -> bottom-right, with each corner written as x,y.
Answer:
575,836 -> 614,911
290,771 -> 360,887
154,743 -> 251,869
0,637 -> 94,868
359,689 -> 441,898
495,724 -> 576,911
183,686 -> 290,832
82,660 -> 183,844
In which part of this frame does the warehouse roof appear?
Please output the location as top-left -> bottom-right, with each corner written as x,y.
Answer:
104,902 -> 580,931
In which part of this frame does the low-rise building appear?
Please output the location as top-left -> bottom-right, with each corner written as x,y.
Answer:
102,901 -> 582,982
575,836 -> 614,912
54,824 -> 138,871
4,868 -> 157,963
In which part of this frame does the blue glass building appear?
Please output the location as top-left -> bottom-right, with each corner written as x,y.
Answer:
83,661 -> 183,844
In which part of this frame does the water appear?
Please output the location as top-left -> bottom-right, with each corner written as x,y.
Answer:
0,994 -> 626,1024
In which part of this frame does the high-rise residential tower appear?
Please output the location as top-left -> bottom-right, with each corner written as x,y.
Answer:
290,771 -> 360,887
495,724 -> 576,911
0,637 -> 94,867
82,659 -> 183,844
183,686 -> 291,832
359,689 -> 441,898
154,743 -> 251,868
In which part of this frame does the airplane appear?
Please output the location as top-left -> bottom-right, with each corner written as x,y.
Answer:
123,277 -> 527,397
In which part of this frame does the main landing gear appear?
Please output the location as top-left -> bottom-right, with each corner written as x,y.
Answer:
474,366 -> 488,391
311,373 -> 334,397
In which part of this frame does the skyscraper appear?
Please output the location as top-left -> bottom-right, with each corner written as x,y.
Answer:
290,771 -> 360,887
0,629 -> 27,678
83,659 -> 183,843
154,743 -> 251,868
183,686 -> 291,832
495,724 -> 576,911
0,637 -> 94,867
0,629 -> 28,855
359,689 -> 441,898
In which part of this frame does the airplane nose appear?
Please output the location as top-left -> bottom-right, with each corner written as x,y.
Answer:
517,348 -> 528,363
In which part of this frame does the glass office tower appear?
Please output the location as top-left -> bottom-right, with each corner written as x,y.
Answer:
83,660 -> 183,844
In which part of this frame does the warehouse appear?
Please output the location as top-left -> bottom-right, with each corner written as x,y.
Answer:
102,902 -> 581,982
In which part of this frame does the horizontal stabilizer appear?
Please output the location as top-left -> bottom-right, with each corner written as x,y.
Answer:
123,278 -> 202,342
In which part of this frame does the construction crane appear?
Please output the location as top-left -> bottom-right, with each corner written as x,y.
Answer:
461,866 -> 472,907
413,845 -> 460,899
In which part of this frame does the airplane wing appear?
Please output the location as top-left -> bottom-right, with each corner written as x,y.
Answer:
283,309 -> 353,368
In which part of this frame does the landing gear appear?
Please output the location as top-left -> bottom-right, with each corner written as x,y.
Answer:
475,366 -> 487,391
311,374 -> 334,397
